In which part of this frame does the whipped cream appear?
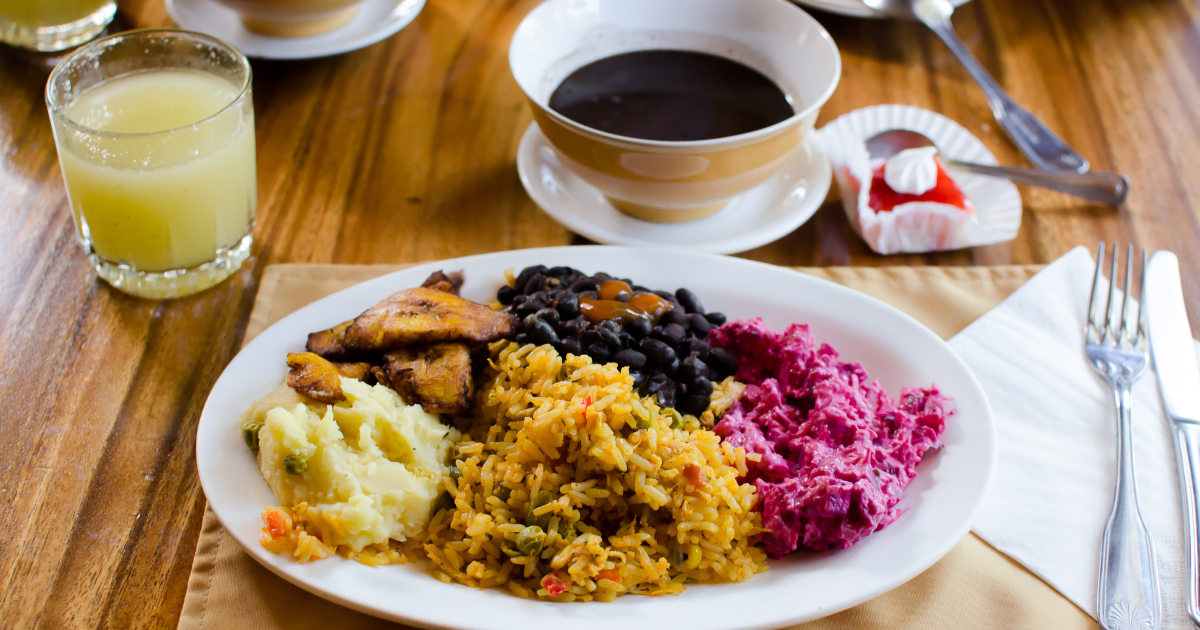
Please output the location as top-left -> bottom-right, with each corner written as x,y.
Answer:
883,146 -> 939,195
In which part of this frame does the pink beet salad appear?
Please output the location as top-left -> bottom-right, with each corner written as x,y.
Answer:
709,318 -> 952,557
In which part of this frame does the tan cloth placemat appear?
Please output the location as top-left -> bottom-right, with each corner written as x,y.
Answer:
179,263 -> 1100,630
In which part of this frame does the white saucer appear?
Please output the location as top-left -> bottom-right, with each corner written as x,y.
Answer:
166,0 -> 424,59
516,123 -> 831,254
790,0 -> 968,18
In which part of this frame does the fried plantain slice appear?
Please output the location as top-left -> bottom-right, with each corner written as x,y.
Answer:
331,360 -> 376,384
420,270 -> 465,296
286,352 -> 349,403
306,320 -> 355,359
343,287 -> 517,351
377,343 -> 473,415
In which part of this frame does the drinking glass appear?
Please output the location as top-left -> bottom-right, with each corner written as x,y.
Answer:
46,30 -> 257,299
0,0 -> 116,51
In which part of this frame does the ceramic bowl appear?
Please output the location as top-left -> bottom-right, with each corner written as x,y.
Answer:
509,0 -> 840,223
212,0 -> 366,37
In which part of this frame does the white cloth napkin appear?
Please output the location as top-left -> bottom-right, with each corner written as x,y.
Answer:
949,246 -> 1200,628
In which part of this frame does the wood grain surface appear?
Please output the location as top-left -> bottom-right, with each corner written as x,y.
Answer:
0,0 -> 1197,626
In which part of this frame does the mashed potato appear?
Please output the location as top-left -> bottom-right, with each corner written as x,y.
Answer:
243,378 -> 460,551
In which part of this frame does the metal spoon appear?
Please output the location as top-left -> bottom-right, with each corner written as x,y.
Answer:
862,0 -> 1090,174
866,129 -> 1130,205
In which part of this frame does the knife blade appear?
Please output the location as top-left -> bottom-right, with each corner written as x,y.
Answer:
1147,251 -> 1200,424
1146,250 -> 1200,627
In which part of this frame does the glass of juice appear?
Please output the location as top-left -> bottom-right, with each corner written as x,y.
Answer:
0,0 -> 116,51
46,30 -> 257,299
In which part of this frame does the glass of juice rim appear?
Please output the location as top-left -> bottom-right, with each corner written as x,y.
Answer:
46,29 -> 258,300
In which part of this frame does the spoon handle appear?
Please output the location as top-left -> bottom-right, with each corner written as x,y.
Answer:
913,0 -> 1090,173
941,158 -> 1130,205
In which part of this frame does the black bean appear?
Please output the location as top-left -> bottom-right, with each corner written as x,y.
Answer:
597,327 -> 621,350
678,338 -> 709,360
661,323 -> 686,346
593,272 -> 613,282
708,347 -> 738,376
675,288 -> 705,314
656,388 -> 677,408
556,293 -> 580,320
561,337 -> 583,357
587,343 -> 612,363
511,294 -> 526,307
652,290 -> 677,303
513,302 -> 538,318
545,277 -> 563,289
559,318 -> 586,338
705,312 -> 727,326
691,376 -> 714,397
546,266 -> 569,277
497,285 -> 518,305
679,394 -> 710,416
530,320 -> 560,346
632,285 -> 651,293
626,317 -> 652,339
614,349 -> 647,371
523,274 -> 544,295
515,332 -> 531,345
661,307 -> 686,326
619,332 -> 636,349
570,277 -> 599,292
629,371 -> 647,386
515,265 -> 547,291
639,338 -> 676,365
687,313 -> 713,337
662,356 -> 680,377
598,320 -> 622,334
646,373 -> 670,393
582,329 -> 605,348
535,307 -> 560,326
523,314 -> 542,335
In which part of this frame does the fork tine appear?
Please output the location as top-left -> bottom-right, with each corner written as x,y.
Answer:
1137,247 -> 1149,346
1119,244 -> 1133,344
1106,242 -> 1119,342
1087,241 -> 1105,340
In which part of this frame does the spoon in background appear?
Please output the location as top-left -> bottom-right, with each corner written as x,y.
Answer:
866,129 -> 1130,205
862,0 -> 1090,174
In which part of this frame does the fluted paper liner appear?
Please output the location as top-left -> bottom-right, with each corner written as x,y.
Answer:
814,105 -> 1022,255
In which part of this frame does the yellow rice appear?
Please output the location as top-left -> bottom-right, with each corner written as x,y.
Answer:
418,341 -> 766,601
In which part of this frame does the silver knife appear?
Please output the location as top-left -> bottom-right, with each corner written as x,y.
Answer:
1146,250 -> 1200,626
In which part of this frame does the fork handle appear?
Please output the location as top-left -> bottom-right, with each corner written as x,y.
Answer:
1098,382 -> 1161,629
1171,421 -> 1200,626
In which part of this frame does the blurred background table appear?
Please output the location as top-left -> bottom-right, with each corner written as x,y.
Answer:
1,0 -> 1197,626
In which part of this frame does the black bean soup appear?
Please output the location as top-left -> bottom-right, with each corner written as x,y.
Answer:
498,265 -> 737,416
548,50 -> 795,142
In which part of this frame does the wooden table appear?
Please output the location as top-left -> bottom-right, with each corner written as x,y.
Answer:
1,0 -> 1197,626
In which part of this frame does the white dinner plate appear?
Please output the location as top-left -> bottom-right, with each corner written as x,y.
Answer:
790,0 -> 968,18
196,246 -> 996,630
516,124 -> 831,254
166,0 -> 423,59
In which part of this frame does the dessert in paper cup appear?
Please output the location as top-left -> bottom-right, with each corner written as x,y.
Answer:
814,105 -> 1022,255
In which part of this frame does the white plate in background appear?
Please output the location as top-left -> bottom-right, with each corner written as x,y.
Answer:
517,124 -> 831,254
790,0 -> 969,18
196,246 -> 996,630
167,0 -> 423,59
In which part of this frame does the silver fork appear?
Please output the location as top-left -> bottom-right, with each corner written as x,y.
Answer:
1089,242 -> 1161,630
